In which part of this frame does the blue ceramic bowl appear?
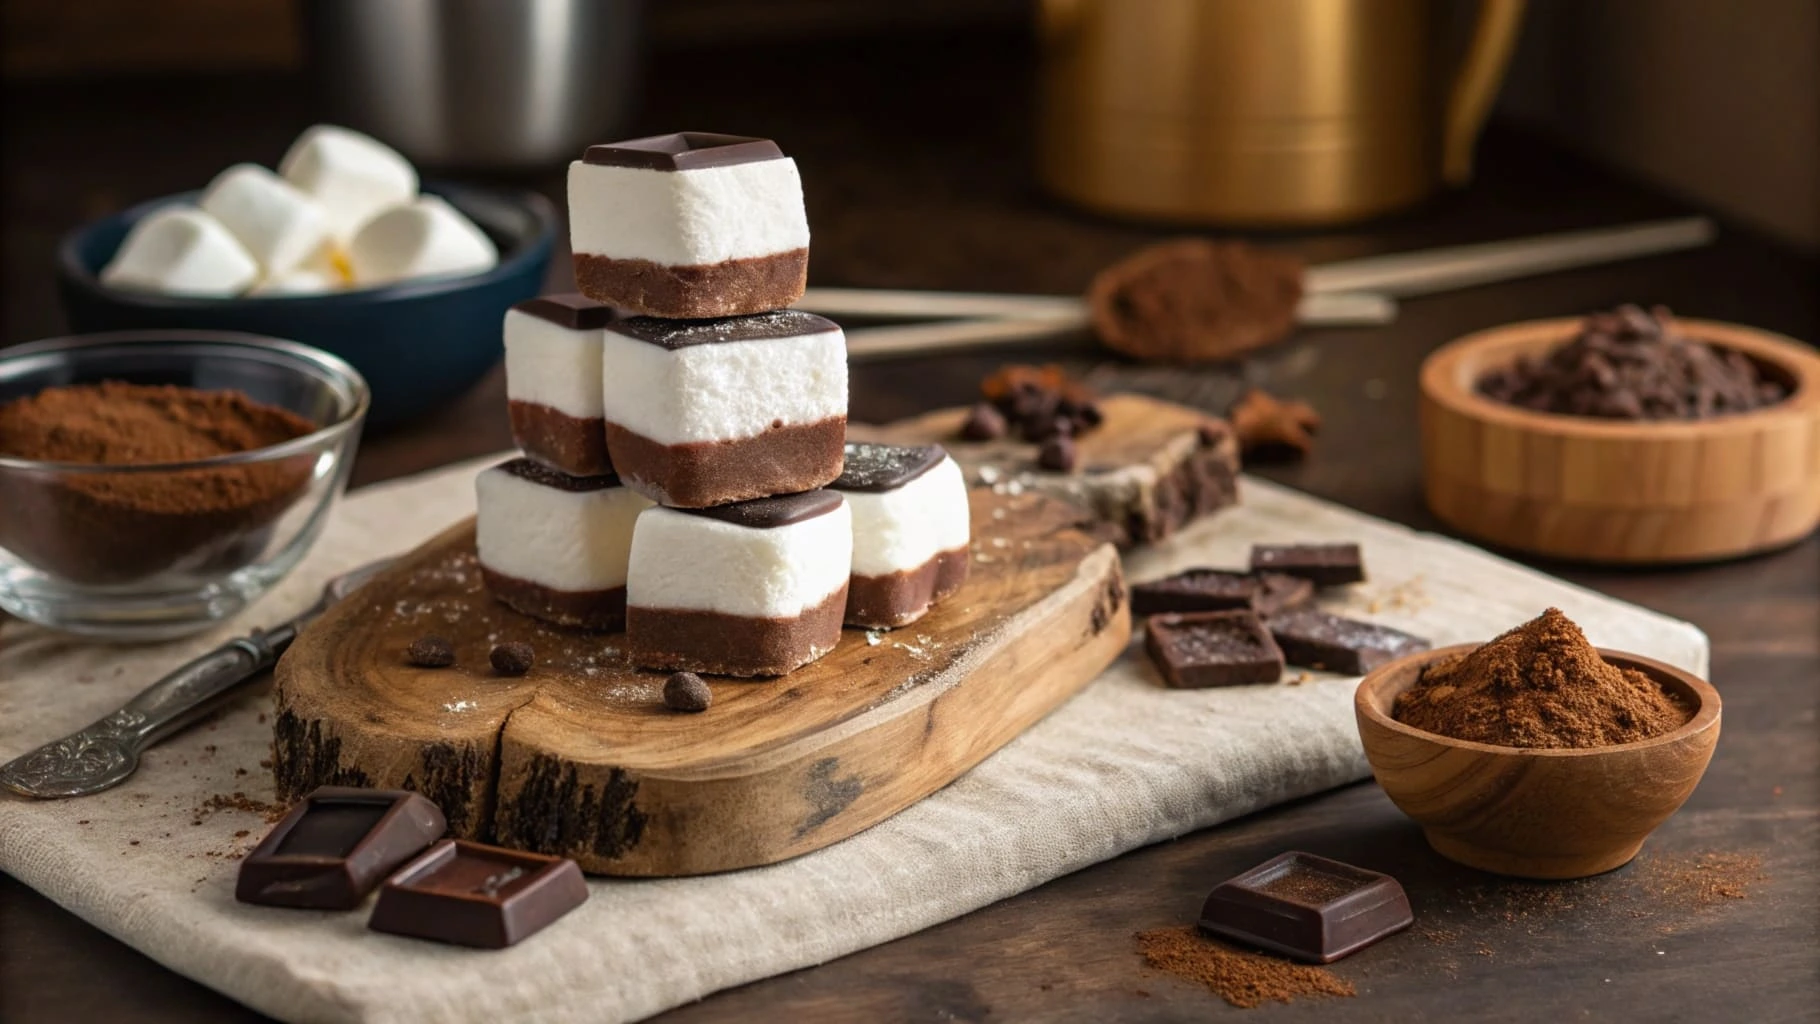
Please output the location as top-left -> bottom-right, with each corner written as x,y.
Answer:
54,182 -> 556,429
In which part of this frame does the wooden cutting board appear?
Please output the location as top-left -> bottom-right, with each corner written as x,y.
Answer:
272,486 -> 1129,876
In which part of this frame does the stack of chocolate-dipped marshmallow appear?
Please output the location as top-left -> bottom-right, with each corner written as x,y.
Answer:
474,133 -> 971,678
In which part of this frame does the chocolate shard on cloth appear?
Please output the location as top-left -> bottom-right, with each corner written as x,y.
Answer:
1250,543 -> 1365,586
1145,610 -> 1286,688
235,787 -> 446,910
368,839 -> 587,949
1199,851 -> 1413,964
1266,607 -> 1429,675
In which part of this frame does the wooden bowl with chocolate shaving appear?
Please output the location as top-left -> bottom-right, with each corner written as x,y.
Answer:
1418,310 -> 1820,564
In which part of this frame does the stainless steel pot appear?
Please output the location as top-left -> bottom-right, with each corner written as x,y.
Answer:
303,0 -> 640,170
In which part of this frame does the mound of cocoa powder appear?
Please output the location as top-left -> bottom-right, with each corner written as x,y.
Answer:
1136,926 -> 1354,1008
0,382 -> 317,584
1394,607 -> 1693,749
1088,239 -> 1305,364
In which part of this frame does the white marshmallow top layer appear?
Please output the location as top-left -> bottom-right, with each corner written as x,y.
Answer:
627,501 -> 852,619
568,159 -> 809,267
347,196 -> 498,286
475,466 -> 652,592
100,207 -> 260,298
842,456 -> 972,576
279,124 -> 419,242
504,310 -> 605,418
601,325 -> 847,444
198,163 -> 333,277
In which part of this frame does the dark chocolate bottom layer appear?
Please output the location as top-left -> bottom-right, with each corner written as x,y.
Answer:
626,584 -> 848,677
845,546 -> 971,629
606,416 -> 845,508
573,248 -> 808,319
508,401 -> 613,478
482,567 -> 628,632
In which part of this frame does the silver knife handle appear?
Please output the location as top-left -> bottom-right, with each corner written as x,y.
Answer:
112,627 -> 296,748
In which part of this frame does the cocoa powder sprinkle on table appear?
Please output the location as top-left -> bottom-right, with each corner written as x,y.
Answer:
1135,926 -> 1354,1008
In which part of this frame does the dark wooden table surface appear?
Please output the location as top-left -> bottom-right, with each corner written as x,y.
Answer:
4,33 -> 1817,1024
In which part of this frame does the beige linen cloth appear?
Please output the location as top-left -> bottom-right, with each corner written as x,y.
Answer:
0,457 -> 1708,1024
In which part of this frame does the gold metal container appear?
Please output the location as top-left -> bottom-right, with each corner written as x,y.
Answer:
1038,0 -> 1526,226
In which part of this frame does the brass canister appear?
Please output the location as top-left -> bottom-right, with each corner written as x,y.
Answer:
1038,0 -> 1526,226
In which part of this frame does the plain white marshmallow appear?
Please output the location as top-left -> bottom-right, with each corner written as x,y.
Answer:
626,501 -> 851,619
198,163 -> 333,277
347,196 -> 497,286
504,309 -> 605,418
599,323 -> 846,445
279,125 -> 419,242
475,464 -> 652,593
841,456 -> 971,577
99,207 -> 260,298
568,159 -> 809,267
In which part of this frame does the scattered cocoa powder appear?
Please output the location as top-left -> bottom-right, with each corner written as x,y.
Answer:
0,382 -> 317,583
1135,926 -> 1354,1008
1394,608 -> 1692,748
196,792 -> 287,823
1088,240 -> 1305,363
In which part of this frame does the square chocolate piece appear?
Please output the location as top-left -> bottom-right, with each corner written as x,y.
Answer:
369,840 -> 587,949
236,787 -> 446,910
582,132 -> 783,171
1266,607 -> 1430,675
1145,610 -> 1285,688
1131,569 -> 1257,616
1249,543 -> 1365,586
1199,851 -> 1413,963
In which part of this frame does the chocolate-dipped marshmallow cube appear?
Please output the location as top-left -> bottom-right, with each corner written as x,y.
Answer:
476,459 -> 653,631
568,133 -> 808,318
600,311 -> 847,508
832,443 -> 971,629
625,491 -> 851,677
505,294 -> 619,476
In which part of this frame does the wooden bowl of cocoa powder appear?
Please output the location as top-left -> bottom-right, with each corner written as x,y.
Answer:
1355,615 -> 1721,880
1419,310 -> 1820,564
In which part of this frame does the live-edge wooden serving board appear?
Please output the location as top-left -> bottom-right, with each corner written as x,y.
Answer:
273,486 -> 1129,876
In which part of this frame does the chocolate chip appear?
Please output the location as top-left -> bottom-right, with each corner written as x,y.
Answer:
406,636 -> 455,668
489,642 -> 535,676
1038,434 -> 1078,472
664,672 -> 712,712
960,402 -> 1008,441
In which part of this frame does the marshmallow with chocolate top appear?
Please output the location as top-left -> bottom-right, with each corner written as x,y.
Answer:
625,491 -> 851,677
505,294 -> 618,476
599,310 -> 847,508
476,459 -> 653,631
568,133 -> 809,318
832,443 -> 971,628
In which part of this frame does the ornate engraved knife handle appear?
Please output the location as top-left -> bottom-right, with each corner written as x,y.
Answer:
112,625 -> 299,750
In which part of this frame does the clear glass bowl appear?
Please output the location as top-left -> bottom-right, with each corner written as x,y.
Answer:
0,331 -> 368,640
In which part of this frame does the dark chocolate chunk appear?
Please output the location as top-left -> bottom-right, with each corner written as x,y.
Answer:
406,636 -> 455,668
664,672 -> 712,712
833,442 -> 946,493
1037,434 -> 1077,472
497,457 -> 621,491
1130,569 -> 1258,616
1249,543 -> 1365,586
1145,610 -> 1285,688
1199,851 -> 1413,964
960,402 -> 1007,441
490,642 -> 536,676
679,489 -> 843,529
582,132 -> 784,171
607,310 -> 837,350
1266,607 -> 1429,675
235,787 -> 446,910
368,839 -> 587,948
512,292 -> 620,331
1253,573 -> 1316,616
